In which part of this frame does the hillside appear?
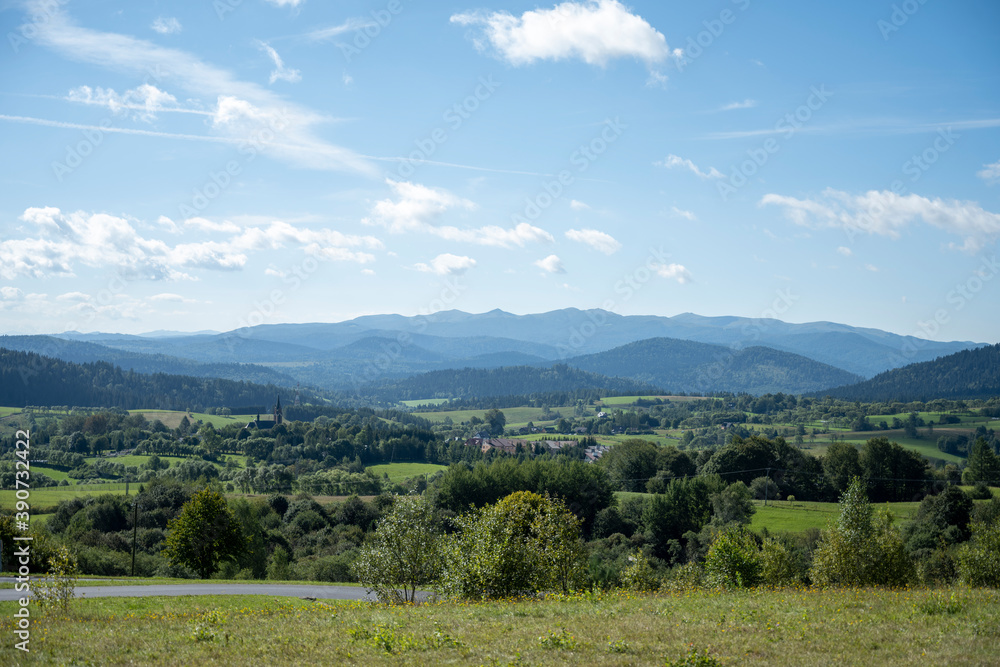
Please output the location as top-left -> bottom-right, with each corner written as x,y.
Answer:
0,347 -> 322,410
565,338 -> 861,395
0,335 -> 302,387
819,343 -> 1000,401
361,363 -> 663,402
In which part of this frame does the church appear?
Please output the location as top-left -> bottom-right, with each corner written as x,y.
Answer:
247,395 -> 283,430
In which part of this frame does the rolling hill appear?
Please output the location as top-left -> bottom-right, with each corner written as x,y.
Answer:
564,337 -> 862,395
819,343 -> 1000,401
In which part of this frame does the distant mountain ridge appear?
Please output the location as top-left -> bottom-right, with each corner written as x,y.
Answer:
36,308 -> 985,395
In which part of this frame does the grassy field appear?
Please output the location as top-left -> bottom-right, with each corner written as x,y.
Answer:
1,587 -> 997,665
366,462 -> 448,483
600,395 -> 710,406
749,500 -> 921,534
0,407 -> 22,418
615,493 -> 923,535
399,398 -> 451,407
128,410 -> 256,429
414,406 -> 564,425
0,483 -> 132,512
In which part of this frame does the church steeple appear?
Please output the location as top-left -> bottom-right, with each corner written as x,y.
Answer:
273,395 -> 283,425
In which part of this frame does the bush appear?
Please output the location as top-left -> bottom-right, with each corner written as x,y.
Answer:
957,521 -> 1000,587
438,492 -> 586,600
620,550 -> 660,592
810,477 -> 914,587
704,526 -> 760,588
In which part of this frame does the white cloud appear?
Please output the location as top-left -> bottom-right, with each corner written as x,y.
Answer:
760,188 -> 1000,253
256,41 -> 302,84
264,0 -> 304,7
0,208 -> 382,280
719,99 -> 757,111
343,73 -> 354,86
361,268 -> 375,276
836,246 -> 853,257
66,84 -> 179,122
654,154 -> 724,179
653,263 -> 692,284
866,264 -> 879,272
149,293 -> 196,303
56,291 -> 90,301
414,253 -> 477,276
535,254 -> 566,274
264,268 -> 285,278
451,0 -> 670,68
1,286 -> 24,301
151,17 -> 182,35
364,180 -> 554,248
304,19 -> 376,41
30,4 -> 373,174
978,160 -> 1000,184
569,199 -> 590,210
670,206 -> 697,221
184,217 -> 241,234
565,228 -> 621,254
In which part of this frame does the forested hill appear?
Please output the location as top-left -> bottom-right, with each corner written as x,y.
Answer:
362,364 -> 663,402
0,347 -> 322,410
0,335 -> 301,387
565,338 -> 861,395
818,343 -> 1000,401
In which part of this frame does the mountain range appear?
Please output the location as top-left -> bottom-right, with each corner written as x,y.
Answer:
0,308 -> 985,398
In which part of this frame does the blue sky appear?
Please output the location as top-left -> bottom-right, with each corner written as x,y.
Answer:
0,0 -> 998,342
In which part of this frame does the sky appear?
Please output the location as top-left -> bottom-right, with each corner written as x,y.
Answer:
0,0 -> 998,343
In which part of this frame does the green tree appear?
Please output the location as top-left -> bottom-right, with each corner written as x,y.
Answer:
962,438 -> 1000,485
164,487 -> 244,579
704,526 -> 761,588
957,520 -> 1000,587
600,439 -> 657,492
810,477 -> 914,586
352,495 -> 442,604
438,491 -> 586,600
822,441 -> 862,494
483,409 -> 507,436
711,481 -> 756,526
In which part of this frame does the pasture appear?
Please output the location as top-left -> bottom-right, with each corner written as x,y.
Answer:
1,587 -> 997,666
366,462 -> 448,483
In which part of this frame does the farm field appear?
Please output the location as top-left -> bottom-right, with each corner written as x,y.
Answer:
414,406 -> 565,425
399,398 -> 450,407
0,483 -> 132,512
128,410 -> 255,429
600,395 -> 708,406
1,587 -> 997,666
366,462 -> 448,483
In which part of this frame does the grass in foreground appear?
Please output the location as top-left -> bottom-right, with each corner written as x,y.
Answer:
1,587 -> 998,665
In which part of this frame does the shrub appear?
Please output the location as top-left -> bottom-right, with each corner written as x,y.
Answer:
957,521 -> 1000,587
810,477 -> 915,586
704,526 -> 760,588
620,550 -> 660,592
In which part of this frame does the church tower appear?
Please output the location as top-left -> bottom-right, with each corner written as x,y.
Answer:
273,395 -> 283,425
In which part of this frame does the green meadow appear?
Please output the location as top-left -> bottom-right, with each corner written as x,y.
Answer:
1,587 -> 997,666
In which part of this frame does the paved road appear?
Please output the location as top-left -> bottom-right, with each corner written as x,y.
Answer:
0,583 -> 376,602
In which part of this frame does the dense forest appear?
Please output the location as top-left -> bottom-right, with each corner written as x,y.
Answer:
0,348 -> 323,411
821,343 -> 1000,401
566,338 -> 861,395
361,363 -> 663,402
0,335 -> 301,387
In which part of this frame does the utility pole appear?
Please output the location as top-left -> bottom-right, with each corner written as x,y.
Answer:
764,467 -> 771,507
131,498 -> 139,577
